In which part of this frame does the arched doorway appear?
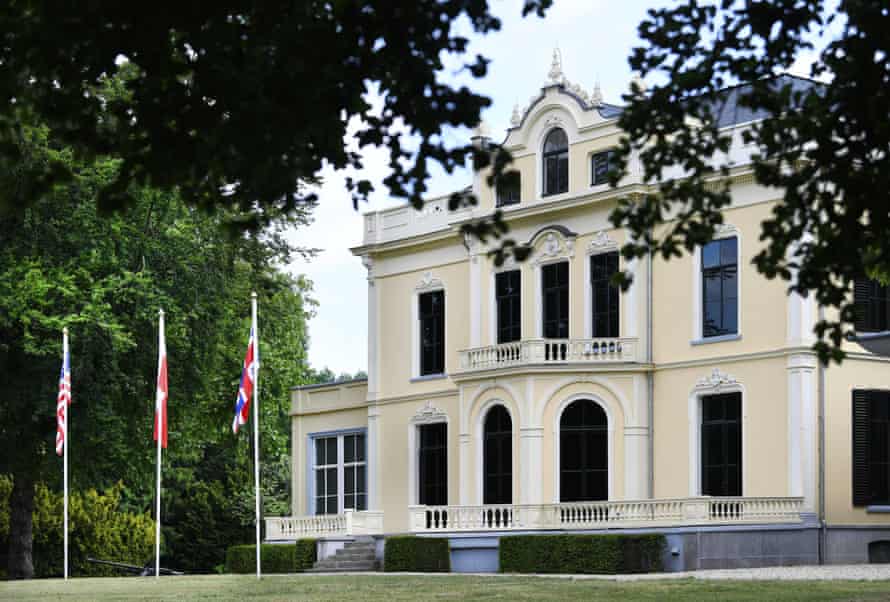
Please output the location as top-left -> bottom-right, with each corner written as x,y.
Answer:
483,405 -> 512,504
559,399 -> 608,501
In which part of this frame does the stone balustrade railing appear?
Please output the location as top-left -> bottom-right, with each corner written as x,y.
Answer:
409,497 -> 803,533
459,338 -> 637,371
265,510 -> 384,541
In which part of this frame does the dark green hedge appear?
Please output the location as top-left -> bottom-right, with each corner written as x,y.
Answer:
225,540 -> 317,574
499,534 -> 664,574
384,536 -> 450,572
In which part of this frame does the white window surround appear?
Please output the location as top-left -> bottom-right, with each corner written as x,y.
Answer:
488,255 -> 521,346
691,223 -> 743,345
583,231 -> 621,339
687,368 -> 748,497
412,272 -> 446,379
534,111 -> 579,201
407,401 -> 449,507
551,393 -> 615,503
474,399 -> 519,505
306,427 -> 368,515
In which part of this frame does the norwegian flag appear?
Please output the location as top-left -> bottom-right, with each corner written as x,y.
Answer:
232,327 -> 258,434
154,312 -> 168,449
55,341 -> 71,456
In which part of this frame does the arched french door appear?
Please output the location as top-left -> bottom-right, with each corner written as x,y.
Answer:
483,405 -> 513,504
559,399 -> 608,501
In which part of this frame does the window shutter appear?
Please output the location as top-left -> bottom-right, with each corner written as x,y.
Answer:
852,389 -> 872,506
854,278 -> 872,332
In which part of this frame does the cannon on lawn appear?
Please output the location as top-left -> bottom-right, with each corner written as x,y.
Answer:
87,557 -> 184,576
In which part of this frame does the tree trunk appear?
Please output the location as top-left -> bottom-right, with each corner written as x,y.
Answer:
7,473 -> 35,579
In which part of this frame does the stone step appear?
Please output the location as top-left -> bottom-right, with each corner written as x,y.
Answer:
310,559 -> 378,571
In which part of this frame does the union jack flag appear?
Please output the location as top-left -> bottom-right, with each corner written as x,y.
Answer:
55,344 -> 71,456
232,327 -> 258,434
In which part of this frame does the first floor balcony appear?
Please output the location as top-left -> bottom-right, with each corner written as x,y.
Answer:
265,496 -> 803,540
457,337 -> 638,374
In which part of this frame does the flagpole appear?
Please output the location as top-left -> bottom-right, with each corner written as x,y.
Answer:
155,309 -> 164,579
62,327 -> 69,581
251,292 -> 261,579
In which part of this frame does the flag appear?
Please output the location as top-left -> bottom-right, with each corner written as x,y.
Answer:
232,327 -> 258,434
154,314 -> 168,449
55,340 -> 71,456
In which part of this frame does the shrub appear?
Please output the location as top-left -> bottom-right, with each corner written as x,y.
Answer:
499,534 -> 664,574
225,540 -> 316,574
384,536 -> 449,572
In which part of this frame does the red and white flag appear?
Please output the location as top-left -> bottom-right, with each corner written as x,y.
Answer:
154,312 -> 168,449
55,334 -> 71,456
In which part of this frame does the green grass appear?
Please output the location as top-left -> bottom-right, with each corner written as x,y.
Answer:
2,574 -> 890,601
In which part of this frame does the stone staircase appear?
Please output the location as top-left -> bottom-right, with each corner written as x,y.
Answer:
306,538 -> 378,572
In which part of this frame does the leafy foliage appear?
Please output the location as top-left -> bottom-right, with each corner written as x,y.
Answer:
499,534 -> 664,575
611,1 -> 890,362
0,1 -> 552,231
224,541 -> 316,574
383,536 -> 450,572
0,476 -> 154,578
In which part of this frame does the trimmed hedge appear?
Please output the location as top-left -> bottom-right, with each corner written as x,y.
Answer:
384,536 -> 450,572
499,534 -> 665,574
225,540 -> 317,573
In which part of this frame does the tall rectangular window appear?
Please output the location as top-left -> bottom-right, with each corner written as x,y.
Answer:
542,261 -> 569,338
419,423 -> 447,506
701,393 -> 742,496
854,278 -> 890,333
853,390 -> 890,506
496,270 -> 522,343
701,237 -> 738,338
590,252 -> 620,337
419,290 -> 445,375
496,171 -> 521,207
314,433 -> 368,514
314,436 -> 339,515
591,149 -> 617,186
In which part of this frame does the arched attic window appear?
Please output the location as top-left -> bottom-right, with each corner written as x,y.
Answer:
543,128 -> 569,196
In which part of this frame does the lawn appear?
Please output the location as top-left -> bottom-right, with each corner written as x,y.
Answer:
3,574 -> 890,601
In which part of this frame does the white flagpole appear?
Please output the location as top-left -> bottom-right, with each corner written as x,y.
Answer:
252,292 -> 261,579
155,309 -> 164,579
62,327 -> 69,581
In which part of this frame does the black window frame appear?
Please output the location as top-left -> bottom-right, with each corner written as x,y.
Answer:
542,261 -> 569,339
483,405 -> 513,504
418,422 -> 448,506
496,170 -> 521,208
853,389 -> 890,506
701,236 -> 739,338
590,251 -> 620,338
419,290 -> 445,376
591,149 -> 617,186
496,270 -> 522,344
854,278 -> 890,333
542,128 -> 569,197
559,399 -> 609,502
700,392 -> 742,497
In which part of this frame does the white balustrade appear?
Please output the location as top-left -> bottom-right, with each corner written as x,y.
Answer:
410,497 -> 803,533
459,338 -> 637,371
265,510 -> 384,541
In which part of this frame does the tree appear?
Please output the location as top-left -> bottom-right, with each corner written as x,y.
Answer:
0,125 -> 316,577
611,0 -> 890,362
0,1 -> 551,229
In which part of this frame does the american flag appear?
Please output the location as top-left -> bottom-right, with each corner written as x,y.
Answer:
55,343 -> 71,456
232,327 -> 258,434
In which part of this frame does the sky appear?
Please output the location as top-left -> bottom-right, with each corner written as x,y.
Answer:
284,0 -> 829,376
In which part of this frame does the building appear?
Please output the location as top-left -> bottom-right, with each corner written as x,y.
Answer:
267,53 -> 890,571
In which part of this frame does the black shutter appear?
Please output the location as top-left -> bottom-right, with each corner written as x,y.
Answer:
853,389 -> 872,506
854,278 -> 872,332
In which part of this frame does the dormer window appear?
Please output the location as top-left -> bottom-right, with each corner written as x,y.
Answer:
543,128 -> 569,196
496,171 -> 521,208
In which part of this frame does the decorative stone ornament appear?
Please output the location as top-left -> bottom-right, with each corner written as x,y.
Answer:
714,223 -> 739,236
533,230 -> 576,265
416,271 -> 444,291
590,82 -> 604,108
544,114 -> 564,129
547,48 -> 564,85
587,230 -> 617,253
695,368 -> 739,391
510,104 -> 522,127
412,401 -> 447,424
